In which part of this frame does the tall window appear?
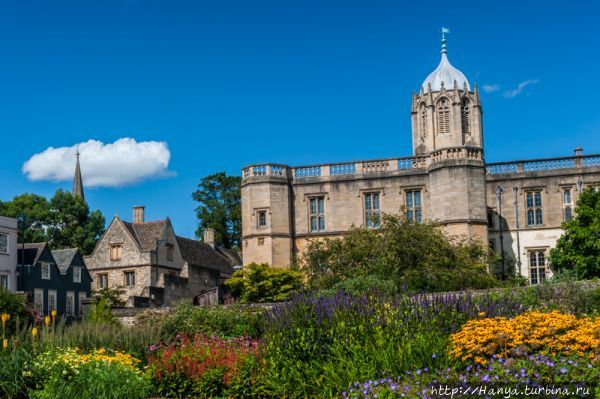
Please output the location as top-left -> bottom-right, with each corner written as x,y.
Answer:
109,244 -> 122,261
97,273 -> 108,289
419,105 -> 428,137
124,271 -> 136,287
0,274 -> 8,289
66,291 -> 74,316
41,263 -> 50,280
309,197 -> 325,232
529,250 -> 547,285
563,188 -> 573,221
78,292 -> 86,315
405,190 -> 422,223
364,192 -> 381,228
257,210 -> 267,228
526,191 -> 543,226
461,99 -> 470,135
73,267 -> 81,283
0,233 -> 8,254
34,289 -> 43,313
437,98 -> 450,134
47,290 -> 57,315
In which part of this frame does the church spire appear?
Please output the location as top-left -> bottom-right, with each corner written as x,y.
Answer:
73,147 -> 85,201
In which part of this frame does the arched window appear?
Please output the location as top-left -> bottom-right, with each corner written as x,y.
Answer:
437,98 -> 450,134
461,98 -> 470,135
419,105 -> 428,137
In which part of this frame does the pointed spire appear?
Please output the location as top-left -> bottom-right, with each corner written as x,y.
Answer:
73,146 -> 85,201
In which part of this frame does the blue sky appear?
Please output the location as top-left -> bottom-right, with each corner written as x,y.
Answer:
0,0 -> 598,239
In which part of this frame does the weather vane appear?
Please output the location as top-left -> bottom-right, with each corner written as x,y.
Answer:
440,27 -> 450,53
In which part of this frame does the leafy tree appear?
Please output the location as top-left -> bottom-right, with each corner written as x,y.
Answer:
302,214 -> 499,293
0,193 -> 50,243
192,172 -> 241,248
550,186 -> 600,278
0,190 -> 105,255
92,286 -> 127,308
225,263 -> 304,303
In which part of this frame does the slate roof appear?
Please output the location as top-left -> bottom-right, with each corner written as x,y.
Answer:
18,243 -> 47,265
175,236 -> 234,276
121,220 -> 167,251
51,248 -> 78,274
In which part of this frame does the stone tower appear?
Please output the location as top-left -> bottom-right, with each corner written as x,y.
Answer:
411,29 -> 488,242
73,148 -> 85,201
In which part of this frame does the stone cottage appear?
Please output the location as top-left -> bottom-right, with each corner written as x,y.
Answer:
85,206 -> 241,307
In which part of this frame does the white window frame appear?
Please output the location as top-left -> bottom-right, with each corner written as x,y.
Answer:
47,289 -> 57,315
0,273 -> 8,289
66,291 -> 75,316
41,263 -> 51,280
0,233 -> 8,254
73,267 -> 82,283
78,292 -> 86,315
34,289 -> 44,313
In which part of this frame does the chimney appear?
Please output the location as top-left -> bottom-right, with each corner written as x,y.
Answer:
133,206 -> 145,223
574,147 -> 583,156
203,228 -> 215,248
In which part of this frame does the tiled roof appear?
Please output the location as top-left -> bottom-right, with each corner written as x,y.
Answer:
51,248 -> 78,274
175,236 -> 234,276
121,220 -> 167,251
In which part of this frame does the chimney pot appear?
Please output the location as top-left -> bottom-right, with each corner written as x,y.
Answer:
133,206 -> 145,223
204,228 -> 215,248
574,147 -> 583,156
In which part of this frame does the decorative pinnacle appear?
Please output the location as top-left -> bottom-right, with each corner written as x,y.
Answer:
441,27 -> 450,54
76,145 -> 80,159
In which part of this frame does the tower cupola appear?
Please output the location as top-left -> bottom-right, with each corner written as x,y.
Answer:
421,28 -> 470,92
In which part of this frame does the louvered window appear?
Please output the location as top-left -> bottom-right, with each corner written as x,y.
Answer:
461,99 -> 470,135
437,99 -> 450,134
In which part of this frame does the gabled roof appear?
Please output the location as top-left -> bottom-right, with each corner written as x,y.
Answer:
120,220 -> 168,252
175,236 -> 234,276
18,243 -> 48,265
216,247 -> 243,266
51,248 -> 78,274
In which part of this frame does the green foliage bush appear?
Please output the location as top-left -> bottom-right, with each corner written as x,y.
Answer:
0,346 -> 31,398
92,287 -> 126,308
0,288 -> 30,334
225,263 -> 304,303
161,302 -> 263,339
303,214 -> 500,293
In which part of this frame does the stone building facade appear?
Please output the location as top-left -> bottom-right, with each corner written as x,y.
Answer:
85,206 -> 241,307
241,34 -> 600,284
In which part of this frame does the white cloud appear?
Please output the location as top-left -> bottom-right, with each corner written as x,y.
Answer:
482,84 -> 500,93
23,138 -> 175,187
502,79 -> 540,98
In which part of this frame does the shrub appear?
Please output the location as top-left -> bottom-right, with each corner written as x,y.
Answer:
302,214 -> 500,293
147,334 -> 263,398
225,263 -> 304,303
161,302 -> 263,339
0,288 -> 30,334
92,287 -> 126,308
26,347 -> 152,399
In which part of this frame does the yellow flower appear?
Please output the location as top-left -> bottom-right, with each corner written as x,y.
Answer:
478,311 -> 486,317
31,327 -> 38,337
2,339 -> 8,349
44,316 -> 51,326
51,309 -> 57,318
1,313 -> 9,327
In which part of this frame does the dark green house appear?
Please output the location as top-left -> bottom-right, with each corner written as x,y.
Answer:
17,244 -> 92,318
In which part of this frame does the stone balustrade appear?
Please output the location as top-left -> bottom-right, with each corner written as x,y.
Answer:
486,154 -> 600,175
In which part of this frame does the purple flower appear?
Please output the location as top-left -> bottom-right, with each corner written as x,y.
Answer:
560,368 -> 567,374
149,344 -> 157,352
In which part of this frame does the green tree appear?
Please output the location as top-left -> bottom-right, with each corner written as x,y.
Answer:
0,193 -> 50,243
0,190 -> 105,255
192,172 -> 241,248
550,186 -> 600,278
302,214 -> 499,293
225,263 -> 304,303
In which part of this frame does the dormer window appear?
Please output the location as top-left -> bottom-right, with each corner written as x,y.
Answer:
109,244 -> 122,261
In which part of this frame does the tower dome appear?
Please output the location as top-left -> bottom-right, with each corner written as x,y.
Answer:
421,30 -> 470,92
